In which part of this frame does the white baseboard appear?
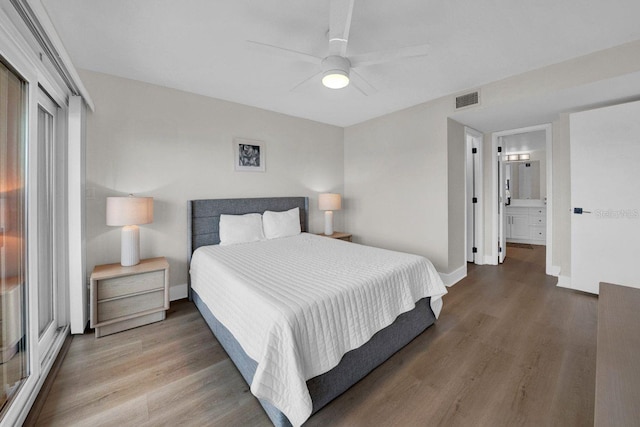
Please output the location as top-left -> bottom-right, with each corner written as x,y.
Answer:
484,254 -> 497,265
547,265 -> 561,277
556,275 -> 572,289
170,283 -> 188,301
557,275 -> 601,295
507,238 -> 546,246
439,265 -> 467,287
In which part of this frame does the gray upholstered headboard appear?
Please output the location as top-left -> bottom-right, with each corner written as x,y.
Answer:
187,197 -> 309,299
187,196 -> 309,262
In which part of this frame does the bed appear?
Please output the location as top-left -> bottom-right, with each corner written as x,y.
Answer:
187,197 -> 446,426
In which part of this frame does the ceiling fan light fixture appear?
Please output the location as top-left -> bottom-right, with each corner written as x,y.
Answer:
321,55 -> 351,89
322,70 -> 350,89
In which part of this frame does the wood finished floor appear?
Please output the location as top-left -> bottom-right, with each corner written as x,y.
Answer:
31,246 -> 597,426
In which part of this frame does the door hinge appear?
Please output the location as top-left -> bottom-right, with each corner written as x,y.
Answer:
499,246 -> 503,253
497,146 -> 502,153
472,247 -> 477,253
472,148 -> 477,154
472,197 -> 478,203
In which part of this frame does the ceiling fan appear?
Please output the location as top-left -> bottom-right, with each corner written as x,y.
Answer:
247,0 -> 430,95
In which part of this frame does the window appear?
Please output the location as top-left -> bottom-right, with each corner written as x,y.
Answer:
36,91 -> 60,361
0,60 -> 28,415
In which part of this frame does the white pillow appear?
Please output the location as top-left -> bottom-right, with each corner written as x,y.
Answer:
219,213 -> 265,246
263,207 -> 301,239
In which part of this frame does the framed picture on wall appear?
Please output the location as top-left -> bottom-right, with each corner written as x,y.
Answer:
233,138 -> 266,172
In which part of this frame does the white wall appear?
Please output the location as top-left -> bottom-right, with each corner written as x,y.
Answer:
447,119 -> 466,273
342,108 -> 463,278
346,40 -> 640,277
80,70 -> 344,297
344,97 -> 451,272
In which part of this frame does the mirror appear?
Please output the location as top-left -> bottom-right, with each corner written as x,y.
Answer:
505,161 -> 540,200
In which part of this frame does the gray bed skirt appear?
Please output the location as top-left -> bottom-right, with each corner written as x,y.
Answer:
192,290 -> 436,426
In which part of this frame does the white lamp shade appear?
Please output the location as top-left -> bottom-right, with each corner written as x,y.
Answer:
318,193 -> 342,211
106,196 -> 153,226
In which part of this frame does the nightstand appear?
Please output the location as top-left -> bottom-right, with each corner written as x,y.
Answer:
316,231 -> 352,242
90,257 -> 169,338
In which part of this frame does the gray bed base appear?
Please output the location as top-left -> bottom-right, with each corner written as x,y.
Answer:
187,197 -> 437,426
193,290 -> 434,426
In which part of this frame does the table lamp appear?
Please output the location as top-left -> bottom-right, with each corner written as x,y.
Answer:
318,193 -> 341,236
106,195 -> 153,266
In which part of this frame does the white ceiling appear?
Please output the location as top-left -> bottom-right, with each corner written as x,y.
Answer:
42,0 -> 640,127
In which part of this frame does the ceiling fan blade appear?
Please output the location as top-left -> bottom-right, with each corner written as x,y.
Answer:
290,71 -> 323,92
246,40 -> 322,65
329,0 -> 355,57
350,43 -> 430,68
350,69 -> 377,96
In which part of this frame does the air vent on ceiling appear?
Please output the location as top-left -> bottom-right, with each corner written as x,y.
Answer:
455,91 -> 480,110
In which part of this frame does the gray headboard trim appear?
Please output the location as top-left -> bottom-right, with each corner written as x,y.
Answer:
187,197 -> 309,298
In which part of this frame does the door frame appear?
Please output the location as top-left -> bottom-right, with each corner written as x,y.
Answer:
490,124 -> 555,275
35,88 -> 60,364
499,156 -> 506,263
465,126 -> 484,264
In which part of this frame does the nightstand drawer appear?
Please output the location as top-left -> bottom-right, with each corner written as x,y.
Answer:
97,270 -> 165,300
97,289 -> 165,323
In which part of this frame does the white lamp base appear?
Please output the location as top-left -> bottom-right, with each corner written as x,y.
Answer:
121,225 -> 141,266
324,210 -> 334,236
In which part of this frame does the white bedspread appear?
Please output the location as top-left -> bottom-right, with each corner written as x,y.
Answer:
190,233 -> 447,426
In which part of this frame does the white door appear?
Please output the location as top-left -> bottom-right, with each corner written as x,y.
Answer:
570,100 -> 640,294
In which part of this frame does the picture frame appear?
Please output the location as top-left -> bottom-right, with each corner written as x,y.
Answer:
233,138 -> 265,172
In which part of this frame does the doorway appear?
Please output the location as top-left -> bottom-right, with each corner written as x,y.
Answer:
491,124 -> 554,274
